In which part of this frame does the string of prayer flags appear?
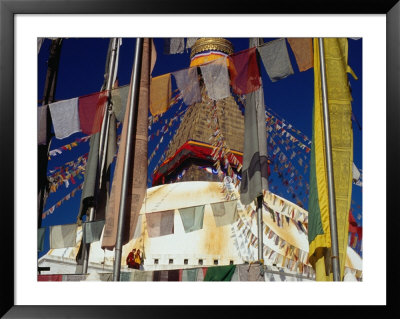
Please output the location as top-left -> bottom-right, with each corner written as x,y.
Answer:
150,73 -> 172,116
49,97 -> 80,139
210,200 -> 238,227
229,47 -> 261,95
178,205 -> 205,233
352,162 -> 362,186
145,210 -> 175,238
48,136 -> 91,158
258,38 -> 294,82
172,67 -> 202,106
37,105 -> 47,145
37,227 -> 46,252
49,223 -> 77,249
78,91 -> 108,135
287,38 -> 313,72
200,57 -> 231,101
42,183 -> 83,220
83,220 -> 105,244
164,38 -> 185,54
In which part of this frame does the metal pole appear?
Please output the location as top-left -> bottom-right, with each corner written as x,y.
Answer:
82,38 -> 119,274
318,38 -> 341,281
256,195 -> 264,276
113,38 -> 143,281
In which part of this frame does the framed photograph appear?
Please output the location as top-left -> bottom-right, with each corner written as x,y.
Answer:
1,0 -> 397,317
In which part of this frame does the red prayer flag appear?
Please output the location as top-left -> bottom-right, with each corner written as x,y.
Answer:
228,47 -> 261,95
78,91 -> 108,135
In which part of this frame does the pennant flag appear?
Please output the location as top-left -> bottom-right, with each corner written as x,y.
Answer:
229,47 -> 261,95
37,105 -> 48,145
83,220 -> 105,244
240,86 -> 269,205
178,205 -> 205,233
145,210 -> 175,238
287,38 -> 313,72
308,38 -> 354,281
210,200 -> 238,227
102,38 -> 156,250
258,38 -> 294,82
352,162 -> 362,186
164,38 -> 185,54
200,57 -> 231,101
172,67 -> 202,106
49,224 -> 77,249
37,227 -> 46,252
78,91 -> 108,135
49,97 -> 80,139
204,265 -> 236,281
150,73 -> 171,116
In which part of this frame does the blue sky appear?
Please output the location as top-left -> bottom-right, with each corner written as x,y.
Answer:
38,37 -> 362,258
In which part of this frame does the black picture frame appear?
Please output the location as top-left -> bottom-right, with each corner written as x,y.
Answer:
1,0 -> 398,317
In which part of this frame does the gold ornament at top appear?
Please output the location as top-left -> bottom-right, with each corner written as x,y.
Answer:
190,38 -> 234,59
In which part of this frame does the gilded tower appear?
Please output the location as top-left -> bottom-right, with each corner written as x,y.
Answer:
153,38 -> 245,185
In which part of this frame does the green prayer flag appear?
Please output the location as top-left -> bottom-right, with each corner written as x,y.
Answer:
204,265 -> 236,281
38,227 -> 46,252
178,205 -> 205,233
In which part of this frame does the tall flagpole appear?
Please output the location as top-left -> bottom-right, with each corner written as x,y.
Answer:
82,38 -> 120,274
113,38 -> 143,281
318,38 -> 341,281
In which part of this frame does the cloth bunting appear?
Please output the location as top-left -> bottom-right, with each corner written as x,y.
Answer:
287,38 -> 313,72
210,200 -> 238,227
120,270 -> 154,281
37,227 -> 46,252
111,85 -> 129,122
83,220 -> 105,244
152,269 -> 180,281
229,47 -> 261,95
49,97 -> 80,139
145,210 -> 175,238
172,67 -> 202,106
49,223 -> 77,249
78,91 -> 108,135
240,87 -> 269,205
164,38 -> 185,54
180,268 -> 200,281
37,105 -> 47,145
178,205 -> 205,233
204,265 -> 236,281
200,57 -> 231,101
150,73 -> 172,116
258,38 -> 294,82
186,38 -> 198,50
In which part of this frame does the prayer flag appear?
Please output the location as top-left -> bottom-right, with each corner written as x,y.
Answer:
146,210 -> 175,237
308,38 -> 354,281
111,85 -> 129,122
186,38 -> 198,50
210,200 -> 238,227
78,91 -> 107,135
200,57 -> 231,101
172,67 -> 202,106
83,220 -> 105,244
204,265 -> 236,281
49,224 -> 77,249
258,38 -> 294,82
150,73 -> 171,116
287,38 -> 313,72
102,38 -> 156,250
37,227 -> 46,252
49,97 -> 80,139
229,47 -> 261,95
164,38 -> 184,54
178,205 -> 205,233
37,105 -> 47,145
240,86 -> 269,205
